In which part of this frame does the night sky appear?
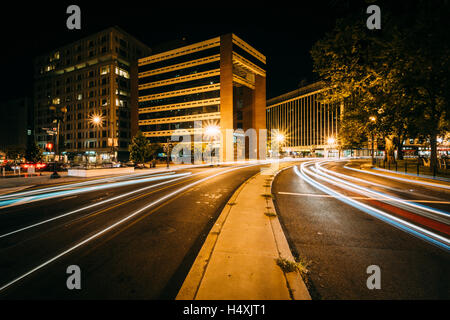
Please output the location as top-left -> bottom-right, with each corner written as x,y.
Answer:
0,1 -> 415,101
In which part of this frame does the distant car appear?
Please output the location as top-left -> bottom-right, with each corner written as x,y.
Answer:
124,161 -> 135,167
135,163 -> 145,169
21,163 -> 47,170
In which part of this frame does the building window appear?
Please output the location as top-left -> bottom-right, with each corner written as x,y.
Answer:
100,66 -> 110,75
115,67 -> 130,79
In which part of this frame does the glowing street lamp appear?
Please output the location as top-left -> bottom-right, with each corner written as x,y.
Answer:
204,125 -> 220,138
327,137 -> 336,146
275,133 -> 285,144
89,114 -> 104,165
327,137 -> 337,159
205,125 -> 220,165
90,114 -> 103,127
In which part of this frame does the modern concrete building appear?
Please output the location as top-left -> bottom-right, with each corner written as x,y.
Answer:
266,82 -> 342,157
0,97 -> 33,154
33,26 -> 151,163
138,34 -> 266,161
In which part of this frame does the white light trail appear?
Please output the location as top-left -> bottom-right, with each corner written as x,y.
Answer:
0,173 -> 194,239
313,161 -> 450,221
343,165 -> 450,190
295,162 -> 450,251
0,172 -> 178,201
0,163 -> 261,293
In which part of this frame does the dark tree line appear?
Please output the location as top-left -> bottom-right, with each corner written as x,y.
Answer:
311,1 -> 450,172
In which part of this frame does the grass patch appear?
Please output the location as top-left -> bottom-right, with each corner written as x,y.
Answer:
276,257 -> 310,276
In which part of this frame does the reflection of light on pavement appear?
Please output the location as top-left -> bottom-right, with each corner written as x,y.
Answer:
295,161 -> 450,251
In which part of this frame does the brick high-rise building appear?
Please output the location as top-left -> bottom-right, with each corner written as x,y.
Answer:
138,34 -> 266,162
34,26 -> 151,163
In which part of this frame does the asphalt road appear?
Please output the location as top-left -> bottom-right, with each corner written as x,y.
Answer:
0,164 -> 264,299
273,160 -> 450,300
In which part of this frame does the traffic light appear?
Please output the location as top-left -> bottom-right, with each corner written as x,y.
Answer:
46,143 -> 54,152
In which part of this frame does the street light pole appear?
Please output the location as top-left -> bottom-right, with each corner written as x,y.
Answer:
369,116 -> 377,166
371,132 -> 375,165
205,125 -> 221,166
165,138 -> 172,169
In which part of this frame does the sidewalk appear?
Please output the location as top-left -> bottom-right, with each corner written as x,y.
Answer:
177,164 -> 311,300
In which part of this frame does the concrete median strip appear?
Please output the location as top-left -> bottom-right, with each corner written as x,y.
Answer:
177,163 -> 311,300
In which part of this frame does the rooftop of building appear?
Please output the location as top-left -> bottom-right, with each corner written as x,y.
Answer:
267,81 -> 325,107
139,33 -> 265,65
35,26 -> 151,61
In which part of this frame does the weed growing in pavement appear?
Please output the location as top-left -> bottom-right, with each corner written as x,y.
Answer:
265,211 -> 277,218
276,257 -> 310,276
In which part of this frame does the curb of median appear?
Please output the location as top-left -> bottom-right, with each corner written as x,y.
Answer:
176,163 -> 311,300
267,164 -> 312,300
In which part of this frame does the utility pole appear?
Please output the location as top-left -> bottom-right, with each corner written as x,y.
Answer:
49,105 -> 67,179
164,138 -> 172,169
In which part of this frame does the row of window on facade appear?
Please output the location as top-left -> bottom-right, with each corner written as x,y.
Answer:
37,129 -> 129,142
37,66 -> 130,91
46,139 -> 129,150
40,33 -> 142,74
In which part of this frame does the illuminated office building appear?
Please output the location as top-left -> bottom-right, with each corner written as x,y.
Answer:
34,27 -> 151,162
138,34 -> 266,161
266,82 -> 342,156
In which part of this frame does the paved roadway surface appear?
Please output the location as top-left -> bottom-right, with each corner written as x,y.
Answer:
273,159 -> 450,300
0,164 -> 265,299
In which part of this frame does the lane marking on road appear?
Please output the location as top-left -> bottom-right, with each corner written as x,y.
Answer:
0,164 -> 261,293
296,162 -> 450,251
